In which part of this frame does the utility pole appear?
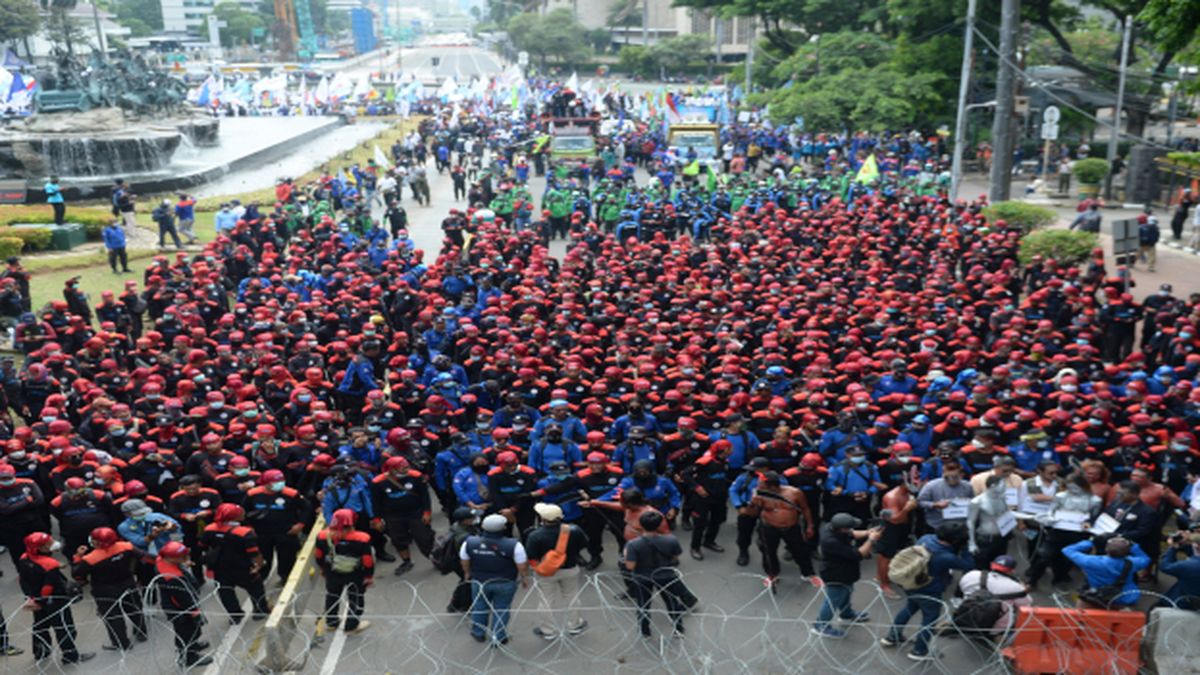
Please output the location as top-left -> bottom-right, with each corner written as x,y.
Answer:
1104,15 -> 1132,201
950,0 -> 977,202
988,0 -> 1019,203
641,0 -> 648,47
744,17 -> 754,92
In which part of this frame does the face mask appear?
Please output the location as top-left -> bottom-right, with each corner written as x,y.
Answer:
225,521 -> 240,528
9,451 -> 26,461
849,455 -> 866,465
269,481 -> 286,491
476,421 -> 490,430
1088,419 -> 1102,427
1036,440 -> 1049,449
971,440 -> 985,449
298,396 -> 312,403
896,456 -> 911,464
42,417 -> 56,424
856,403 -> 869,411
1182,333 -> 1193,340
903,404 -> 919,413
210,402 -> 224,410
233,468 -> 249,477
547,432 -> 562,441
49,540 -> 62,553
513,424 -> 527,432
0,477 -> 13,487
243,411 -> 258,419
68,455 -> 83,466
1061,385 -> 1077,392
1171,443 -> 1189,452
473,465 -> 489,474
111,428 -> 125,437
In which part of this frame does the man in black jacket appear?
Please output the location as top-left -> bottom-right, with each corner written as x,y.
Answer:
811,513 -> 882,639
524,503 -> 589,640
155,541 -> 212,667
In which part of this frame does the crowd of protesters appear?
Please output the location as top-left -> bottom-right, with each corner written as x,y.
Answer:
0,95 -> 1198,666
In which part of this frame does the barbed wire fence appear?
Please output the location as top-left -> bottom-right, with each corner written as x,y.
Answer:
0,566 -> 1190,675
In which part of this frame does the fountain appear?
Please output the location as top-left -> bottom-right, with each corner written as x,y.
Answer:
0,49 -> 218,196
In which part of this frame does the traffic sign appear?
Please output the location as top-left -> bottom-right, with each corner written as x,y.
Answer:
1041,122 -> 1059,141
1042,105 -> 1061,124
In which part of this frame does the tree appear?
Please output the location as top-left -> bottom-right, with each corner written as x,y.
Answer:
0,0 -> 40,46
670,0 -> 887,56
507,9 -> 590,70
649,34 -> 713,75
753,31 -> 945,131
213,1 -> 266,47
105,0 -> 164,36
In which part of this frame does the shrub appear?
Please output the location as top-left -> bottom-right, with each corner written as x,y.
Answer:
0,227 -> 53,251
1019,229 -> 1098,266
0,238 -> 23,259
1071,158 -> 1110,184
1166,152 -> 1200,167
983,201 -> 1057,232
0,205 -> 113,241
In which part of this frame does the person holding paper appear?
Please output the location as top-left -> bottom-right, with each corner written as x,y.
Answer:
916,463 -> 974,533
967,476 -> 1017,570
1025,473 -> 1101,589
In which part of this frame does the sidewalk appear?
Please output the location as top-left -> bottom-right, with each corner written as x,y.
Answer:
959,174 -> 1199,302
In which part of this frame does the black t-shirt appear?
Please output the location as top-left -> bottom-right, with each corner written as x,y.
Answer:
624,534 -> 682,576
818,525 -> 862,584
523,524 -> 589,569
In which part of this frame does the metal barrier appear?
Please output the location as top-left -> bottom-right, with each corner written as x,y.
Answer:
256,514 -> 326,673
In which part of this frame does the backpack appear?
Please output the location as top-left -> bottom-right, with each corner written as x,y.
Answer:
952,571 -> 1028,633
888,544 -> 932,590
532,525 -> 571,577
430,530 -> 460,575
324,531 -> 362,575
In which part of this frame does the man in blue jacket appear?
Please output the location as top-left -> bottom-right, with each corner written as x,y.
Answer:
337,353 -> 379,425
103,221 -> 130,273
1064,537 -> 1150,608
1159,530 -> 1200,610
882,522 -> 973,661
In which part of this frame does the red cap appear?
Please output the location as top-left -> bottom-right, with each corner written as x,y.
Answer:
497,451 -> 518,465
586,452 -> 607,463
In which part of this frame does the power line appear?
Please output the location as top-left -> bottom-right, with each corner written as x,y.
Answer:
971,26 -> 1178,152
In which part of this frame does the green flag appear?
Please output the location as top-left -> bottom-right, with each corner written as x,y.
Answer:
682,160 -> 700,176
855,154 -> 879,184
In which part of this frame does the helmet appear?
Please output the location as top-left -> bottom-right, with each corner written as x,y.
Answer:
159,541 -> 190,558
261,469 -> 285,485
214,503 -> 245,524
24,532 -> 52,556
89,527 -> 119,548
330,508 -> 356,529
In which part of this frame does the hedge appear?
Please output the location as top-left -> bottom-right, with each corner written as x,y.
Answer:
1072,158 -> 1110,185
0,227 -> 53,251
0,205 -> 113,242
983,201 -> 1057,233
1019,229 -> 1098,266
0,238 -> 24,259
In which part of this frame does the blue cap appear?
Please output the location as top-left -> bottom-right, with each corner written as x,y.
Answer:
913,414 -> 930,425
549,399 -> 569,409
766,366 -> 785,376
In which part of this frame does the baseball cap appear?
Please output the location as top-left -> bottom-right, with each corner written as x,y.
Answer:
990,555 -> 1017,573
830,513 -> 861,529
533,503 -> 563,522
120,498 -> 152,518
482,514 -> 507,533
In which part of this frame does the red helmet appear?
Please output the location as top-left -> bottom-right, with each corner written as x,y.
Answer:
330,508 -> 356,529
159,541 -> 189,558
90,527 -> 120,548
65,476 -> 87,491
24,532 -> 52,556
229,455 -> 250,468
124,480 -> 147,496
214,503 -> 245,524
384,456 -> 410,472
261,469 -> 285,485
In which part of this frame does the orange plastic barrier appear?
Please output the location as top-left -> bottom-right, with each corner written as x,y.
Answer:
999,606 -> 1145,675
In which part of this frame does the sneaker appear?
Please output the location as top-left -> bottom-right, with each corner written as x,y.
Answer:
702,542 -> 725,553
394,560 -> 414,576
880,635 -> 904,647
0,646 -> 22,656
376,551 -> 397,563
736,552 -> 749,567
808,576 -> 824,589
907,651 -> 938,662
185,654 -> 214,667
471,633 -> 487,643
567,620 -> 588,635
533,627 -> 557,640
841,611 -> 870,624
62,652 -> 95,665
810,625 -> 847,639
347,621 -> 372,634
690,549 -> 704,561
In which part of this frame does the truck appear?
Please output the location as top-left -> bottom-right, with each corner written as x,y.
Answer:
667,96 -> 722,163
545,116 -> 600,178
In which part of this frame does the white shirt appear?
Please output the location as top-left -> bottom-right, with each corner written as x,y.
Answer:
460,539 -> 528,564
959,570 -> 1032,631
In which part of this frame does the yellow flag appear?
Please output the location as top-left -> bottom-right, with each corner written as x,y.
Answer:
855,154 -> 879,184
